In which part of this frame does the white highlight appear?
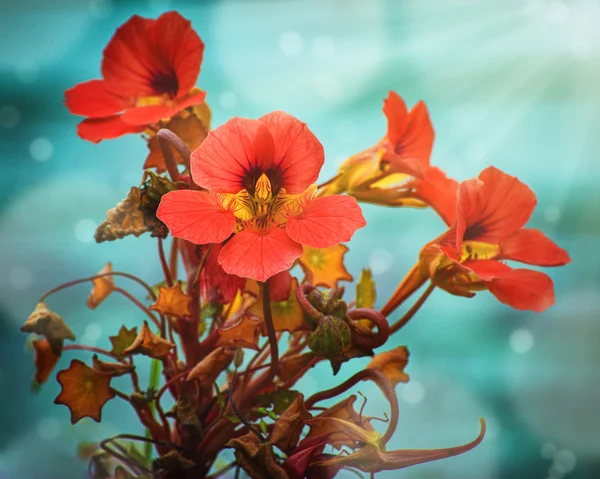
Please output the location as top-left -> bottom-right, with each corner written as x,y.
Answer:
29,138 -> 53,162
510,329 -> 534,354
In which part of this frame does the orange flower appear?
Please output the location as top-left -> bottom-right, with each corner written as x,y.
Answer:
321,91 -> 458,223
383,167 -> 571,314
65,12 -> 205,143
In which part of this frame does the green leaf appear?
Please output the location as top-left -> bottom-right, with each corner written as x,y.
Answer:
214,381 -> 227,413
259,419 -> 268,435
225,414 -> 241,424
356,269 -> 376,308
109,325 -> 138,360
257,388 -> 300,415
256,407 -> 278,420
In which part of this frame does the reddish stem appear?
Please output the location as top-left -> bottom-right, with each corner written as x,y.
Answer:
390,284 -> 435,334
158,237 -> 173,287
347,308 -> 390,350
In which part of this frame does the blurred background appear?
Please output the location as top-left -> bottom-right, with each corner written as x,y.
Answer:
0,0 -> 597,477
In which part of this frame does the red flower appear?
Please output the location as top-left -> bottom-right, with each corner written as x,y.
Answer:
321,91 -> 458,223
65,11 -> 205,143
157,112 -> 366,282
382,167 -> 570,314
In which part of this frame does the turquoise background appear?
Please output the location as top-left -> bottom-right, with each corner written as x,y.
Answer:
0,0 -> 596,478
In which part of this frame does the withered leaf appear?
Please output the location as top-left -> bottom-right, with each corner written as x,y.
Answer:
307,395 -> 375,450
150,281 -> 192,318
366,346 -> 410,386
166,394 -> 200,429
122,321 -> 175,359
226,432 -> 289,479
109,325 -> 138,359
270,393 -> 312,454
216,313 -> 262,350
299,244 -> 353,288
144,113 -> 208,172
356,268 -> 376,309
187,347 -> 235,384
92,354 -> 135,377
277,352 -> 316,383
87,263 -> 116,309
94,187 -> 148,242
32,337 -> 59,385
153,450 -> 195,473
54,359 -> 116,424
21,302 -> 75,355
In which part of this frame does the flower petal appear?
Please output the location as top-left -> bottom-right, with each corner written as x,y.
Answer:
121,90 -> 206,125
218,228 -> 303,282
412,166 -> 459,226
383,91 -> 434,168
461,259 -> 511,281
486,268 -> 555,312
102,15 -> 158,97
500,228 -> 571,267
156,190 -> 236,244
269,270 -> 293,302
77,116 -> 145,143
456,167 -> 537,245
65,80 -> 129,118
147,11 -> 204,97
191,117 -> 275,193
286,195 -> 366,249
259,111 -> 324,194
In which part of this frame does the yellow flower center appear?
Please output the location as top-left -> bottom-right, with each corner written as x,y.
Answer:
459,241 -> 500,262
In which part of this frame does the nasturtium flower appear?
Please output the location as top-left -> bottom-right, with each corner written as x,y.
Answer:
382,167 -> 571,314
157,112 -> 366,282
65,11 -> 205,143
321,91 -> 457,222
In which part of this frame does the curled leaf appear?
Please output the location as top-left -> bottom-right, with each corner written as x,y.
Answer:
257,388 -> 301,416
153,450 -> 195,474
109,325 -> 138,359
150,281 -> 192,318
54,359 -> 116,424
32,338 -> 59,385
299,244 -> 353,288
122,321 -> 175,359
94,187 -> 148,242
187,347 -> 235,384
21,302 -> 75,355
87,263 -> 116,309
270,393 -> 312,454
226,432 -> 289,479
216,313 -> 263,350
277,352 -> 316,383
92,355 -> 135,377
367,346 -> 410,386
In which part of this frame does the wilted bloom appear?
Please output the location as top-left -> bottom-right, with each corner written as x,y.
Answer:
382,167 -> 571,314
308,416 -> 486,474
65,11 -> 205,143
157,112 -> 366,282
321,91 -> 458,223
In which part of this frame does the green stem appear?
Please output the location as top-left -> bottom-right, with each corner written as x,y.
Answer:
145,358 -> 162,461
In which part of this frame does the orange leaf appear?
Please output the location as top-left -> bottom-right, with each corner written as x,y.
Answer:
187,347 -> 235,385
150,282 -> 192,318
144,112 -> 209,172
247,278 -> 307,333
54,359 -> 116,424
216,313 -> 263,350
92,354 -> 135,377
277,351 -> 315,383
32,338 -> 59,385
87,263 -> 116,309
122,321 -> 175,359
367,346 -> 410,386
270,393 -> 312,454
109,325 -> 138,359
299,244 -> 353,288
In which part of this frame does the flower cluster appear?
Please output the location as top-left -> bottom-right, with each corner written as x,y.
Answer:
21,11 -> 569,479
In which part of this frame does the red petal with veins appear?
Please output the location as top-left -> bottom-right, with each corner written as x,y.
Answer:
156,190 -> 236,244
286,195 -> 366,249
218,228 -> 303,282
456,167 -> 537,245
191,117 -> 275,193
486,268 -> 555,312
259,111 -> 324,194
500,228 -> 571,267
